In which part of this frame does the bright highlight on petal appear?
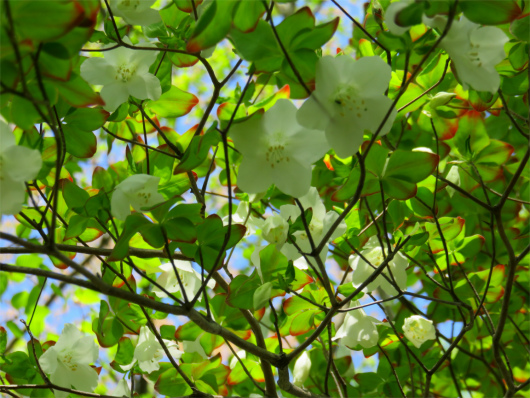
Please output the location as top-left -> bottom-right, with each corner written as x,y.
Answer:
293,351 -> 312,387
403,315 -> 437,348
0,120 -> 42,216
230,99 -> 329,198
132,326 -> 183,373
152,261 -> 215,301
111,174 -> 165,220
297,56 -> 396,158
333,302 -> 381,349
38,323 -> 99,398
80,37 -> 161,112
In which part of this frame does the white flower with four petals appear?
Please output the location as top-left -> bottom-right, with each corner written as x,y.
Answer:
403,315 -> 437,348
111,174 -> 165,220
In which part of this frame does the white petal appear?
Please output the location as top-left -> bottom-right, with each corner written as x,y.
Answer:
359,95 -> 396,136
80,57 -> 116,86
55,324 -> 83,352
453,61 -> 501,93
262,99 -> 300,137
38,347 -> 58,374
352,56 -> 392,96
385,1 -> 412,36
237,157 -> 273,195
111,185 -> 131,220
127,73 -> 162,101
72,336 -> 99,365
100,82 -> 130,112
0,179 -> 25,215
103,45 -> 135,67
0,120 -> 15,148
292,352 -> 311,387
119,8 -> 161,26
50,367 -> 73,398
2,146 -> 42,182
471,26 -> 508,66
349,254 -> 380,292
297,95 -> 331,131
70,364 -> 99,393
230,113 -> 266,157
288,128 -> 330,165
325,115 -> 365,158
316,56 -> 350,95
130,47 -> 159,75
272,159 -> 312,198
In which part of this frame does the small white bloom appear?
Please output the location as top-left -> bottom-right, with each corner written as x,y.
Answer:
133,325 -> 183,373
292,351 -> 311,387
80,37 -> 161,112
230,99 -> 329,198
113,378 -> 132,398
333,302 -> 381,349
297,56 -> 396,158
349,237 -> 408,296
280,187 -> 346,264
39,323 -> 99,398
435,16 -> 508,93
261,214 -> 289,247
109,0 -> 161,26
152,261 -> 215,301
385,0 -> 414,36
0,120 -> 42,216
111,174 -> 165,220
403,315 -> 437,348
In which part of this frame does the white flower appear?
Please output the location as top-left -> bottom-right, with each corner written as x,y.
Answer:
39,323 -> 99,398
333,303 -> 381,349
230,99 -> 329,198
152,261 -> 215,301
292,351 -> 311,387
0,120 -> 42,216
261,214 -> 289,247
297,56 -> 396,158
80,37 -> 161,112
385,0 -> 414,36
280,187 -> 346,264
132,325 -> 183,373
349,237 -> 408,296
435,16 -> 508,93
403,315 -> 437,348
111,174 -> 165,220
113,378 -> 132,398
109,0 -> 161,26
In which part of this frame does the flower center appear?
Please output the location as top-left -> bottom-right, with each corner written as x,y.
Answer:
61,351 -> 79,371
116,64 -> 136,83
408,321 -> 427,339
332,84 -> 368,119
467,42 -> 483,67
367,248 -> 385,267
118,0 -> 141,11
136,190 -> 152,206
265,133 -> 290,168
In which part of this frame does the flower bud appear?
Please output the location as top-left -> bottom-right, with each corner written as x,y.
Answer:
429,92 -> 457,109
293,351 -> 311,387
262,214 -> 289,245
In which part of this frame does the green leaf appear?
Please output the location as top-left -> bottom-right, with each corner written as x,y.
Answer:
0,326 -> 7,354
226,272 -> 262,310
253,282 -> 273,310
155,367 -> 193,396
173,127 -> 220,174
113,337 -> 134,366
290,310 -> 316,336
62,124 -> 97,158
64,107 -> 109,131
147,85 -> 199,118
108,214 -> 153,261
64,214 -> 89,240
511,13 -> 530,42
54,73 -> 104,107
384,150 -> 439,183
173,0 -> 204,13
186,0 -> 236,52
62,180 -> 90,213
461,0 -> 522,25
92,166 -> 114,192
163,217 -> 197,243
232,0 -> 265,32
11,0 -> 85,42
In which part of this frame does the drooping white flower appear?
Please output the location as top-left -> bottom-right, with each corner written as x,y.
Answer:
434,16 -> 508,93
333,302 -> 381,349
403,315 -> 437,348
349,237 -> 408,296
280,187 -> 346,264
0,120 -> 42,216
80,37 -> 161,112
261,214 -> 290,247
152,261 -> 215,301
230,99 -> 329,198
111,174 -> 165,220
113,378 -> 132,398
132,325 -> 183,373
39,323 -> 99,398
297,56 -> 396,158
109,0 -> 161,26
385,0 -> 414,36
292,351 -> 311,387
